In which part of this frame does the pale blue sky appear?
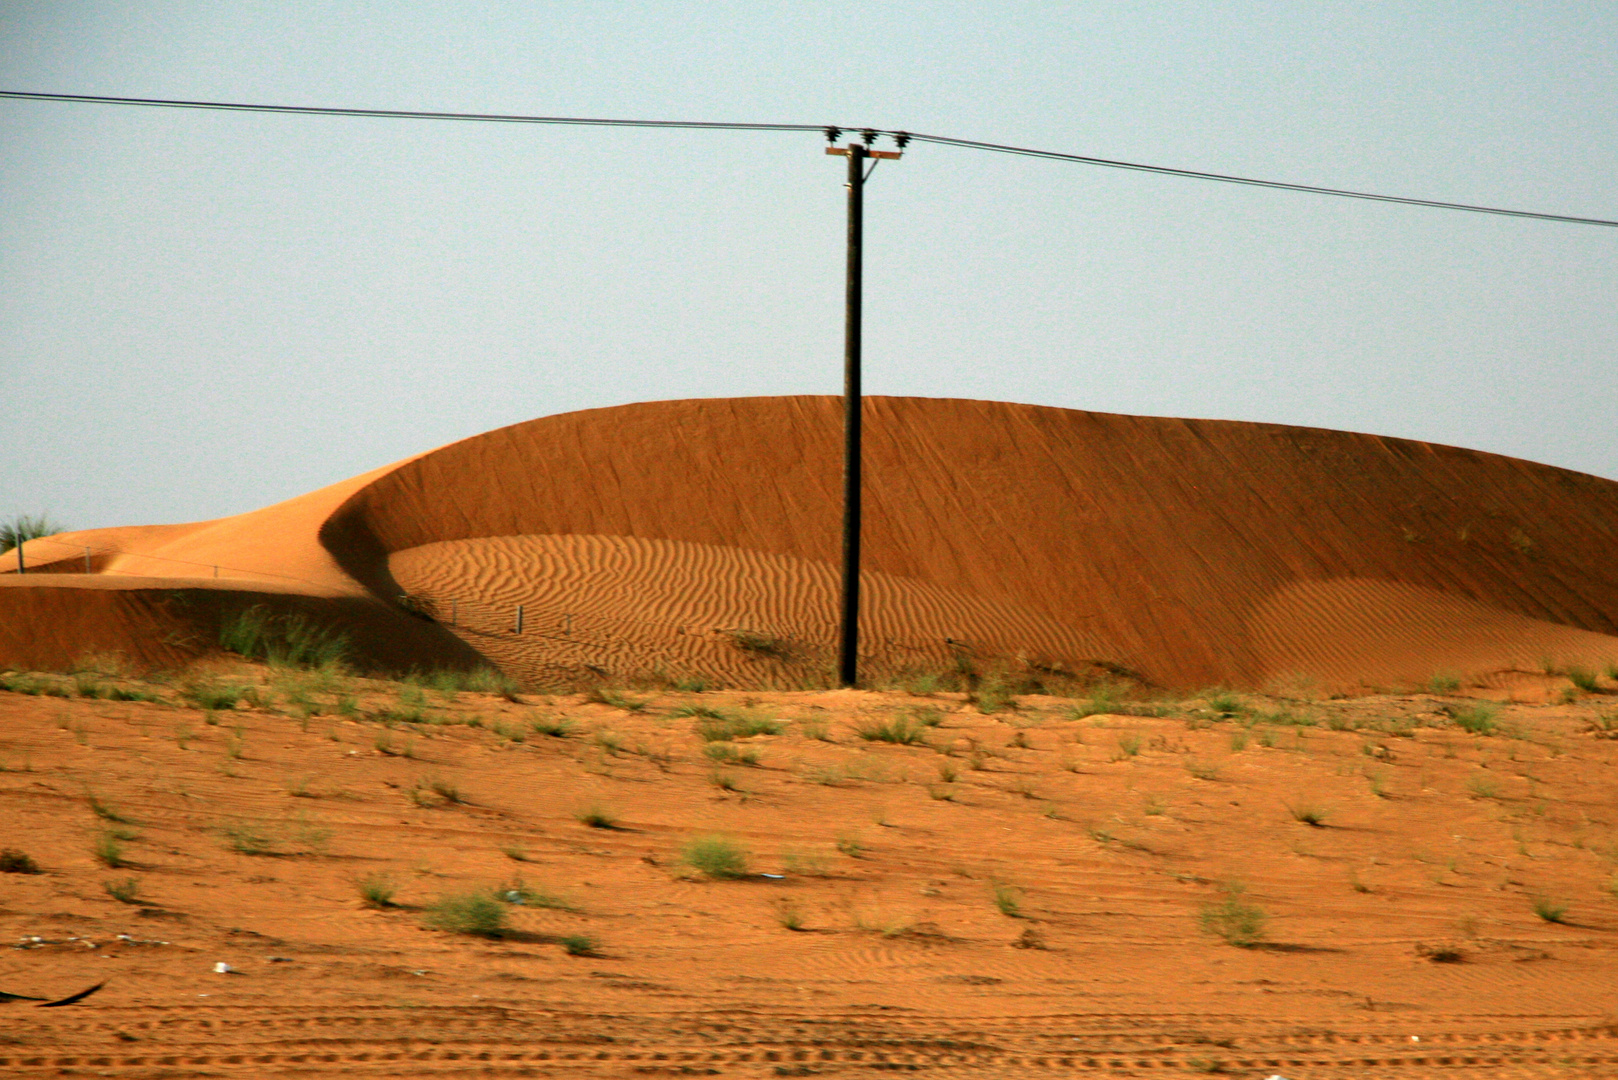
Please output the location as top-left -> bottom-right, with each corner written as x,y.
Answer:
3,2 -> 1615,529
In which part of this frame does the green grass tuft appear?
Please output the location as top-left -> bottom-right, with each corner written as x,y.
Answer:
991,882 -> 1024,918
181,680 -> 248,711
680,834 -> 749,879
853,715 -> 929,745
1531,896 -> 1570,924
1450,702 -> 1500,735
1567,666 -> 1599,693
219,605 -> 350,669
93,830 -> 129,868
703,741 -> 761,766
357,872 -> 397,908
694,712 -> 783,741
423,891 -> 508,936
87,794 -> 136,823
558,934 -> 599,956
220,819 -> 276,855
103,877 -> 141,904
1200,887 -> 1267,946
588,686 -> 647,711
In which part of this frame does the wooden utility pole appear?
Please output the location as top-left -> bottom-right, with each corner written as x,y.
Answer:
825,129 -> 904,687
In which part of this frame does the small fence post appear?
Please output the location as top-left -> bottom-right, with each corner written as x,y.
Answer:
563,613 -> 572,635
213,565 -> 219,578
16,542 -> 23,575
514,605 -> 524,634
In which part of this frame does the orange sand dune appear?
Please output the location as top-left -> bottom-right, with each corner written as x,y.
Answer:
5,396 -> 1617,689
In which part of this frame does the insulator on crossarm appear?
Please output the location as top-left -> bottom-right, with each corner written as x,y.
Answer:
824,126 -> 842,144
893,131 -> 911,149
861,128 -> 877,146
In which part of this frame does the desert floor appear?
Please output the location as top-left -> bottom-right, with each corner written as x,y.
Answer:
3,663 -> 1618,1078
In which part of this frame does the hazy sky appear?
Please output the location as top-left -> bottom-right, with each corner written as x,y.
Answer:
3,3 -> 1615,531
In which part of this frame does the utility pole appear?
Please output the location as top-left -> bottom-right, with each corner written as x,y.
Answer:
825,128 -> 905,688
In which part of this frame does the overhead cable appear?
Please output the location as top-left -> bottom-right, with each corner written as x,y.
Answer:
3,89 -> 1613,228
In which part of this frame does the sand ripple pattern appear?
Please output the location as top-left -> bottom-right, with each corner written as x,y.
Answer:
389,534 -> 1128,686
1248,577 -> 1618,689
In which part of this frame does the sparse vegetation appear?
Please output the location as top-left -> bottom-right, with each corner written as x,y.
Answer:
87,794 -> 136,823
426,776 -> 463,804
1428,672 -> 1461,694
0,849 -> 41,874
558,934 -> 599,956
182,680 -> 248,711
728,629 -> 791,660
1200,886 -> 1267,946
1451,702 -> 1500,735
530,715 -> 575,738
1417,943 -> 1466,964
680,834 -> 749,879
588,686 -> 647,711
1287,801 -> 1331,827
1113,732 -> 1142,760
694,712 -> 782,741
703,741 -> 760,766
93,830 -> 129,867
853,715 -> 929,745
775,899 -> 807,930
1532,896 -> 1569,924
575,804 -> 618,829
797,717 -> 832,741
220,819 -> 276,855
219,605 -> 350,669
464,666 -> 524,700
500,878 -> 576,911
103,877 -> 141,904
968,678 -> 1018,715
423,890 -> 508,936
991,882 -> 1023,917
357,873 -> 397,908
668,701 -> 724,720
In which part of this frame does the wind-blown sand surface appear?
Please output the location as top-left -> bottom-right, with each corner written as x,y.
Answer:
4,396 -> 1617,693
1,666 -> 1617,1077
5,398 -> 1618,1076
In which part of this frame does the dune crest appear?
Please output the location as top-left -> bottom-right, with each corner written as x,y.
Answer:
4,396 -> 1616,689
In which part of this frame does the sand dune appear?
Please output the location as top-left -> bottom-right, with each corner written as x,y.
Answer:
5,396 -> 1617,689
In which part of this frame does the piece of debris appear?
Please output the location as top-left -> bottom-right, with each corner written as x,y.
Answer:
2,982 -> 106,1007
39,982 -> 105,1008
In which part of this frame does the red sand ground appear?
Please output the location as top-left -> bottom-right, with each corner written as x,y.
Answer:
4,398 -> 1618,1077
1,666 -> 1617,1077
5,397 -> 1618,691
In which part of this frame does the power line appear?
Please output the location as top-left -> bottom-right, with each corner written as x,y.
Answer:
3,88 -> 1614,227
905,133 -> 1618,228
0,89 -> 822,133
